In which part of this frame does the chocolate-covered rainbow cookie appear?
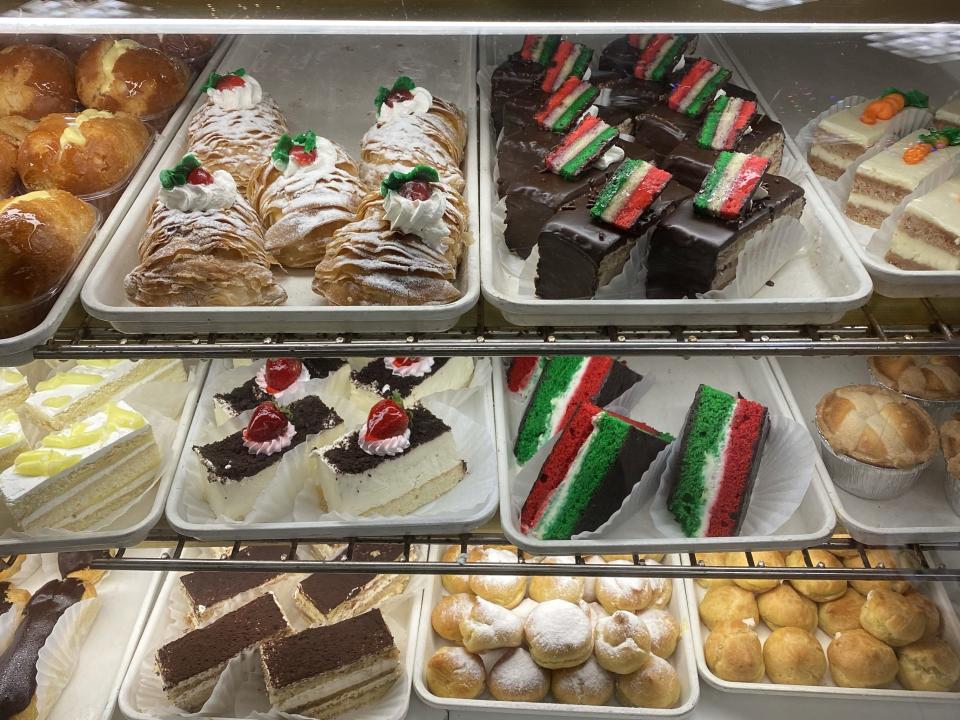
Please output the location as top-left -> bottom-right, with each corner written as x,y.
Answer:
541,40 -> 593,92
535,78 -> 599,132
633,34 -> 692,81
545,116 -> 620,180
697,95 -> 758,151
591,158 -> 674,231
694,150 -> 770,221
667,59 -> 731,117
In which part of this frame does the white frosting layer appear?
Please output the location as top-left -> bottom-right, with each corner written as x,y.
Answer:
383,357 -> 434,378
25,360 -> 137,420
0,410 -> 24,451
382,188 -> 447,247
377,86 -> 433,122
206,74 -> 263,110
0,368 -> 26,396
159,169 -> 237,212
817,101 -> 890,146
242,421 -> 296,456
889,231 -> 960,270
935,98 -> 960,126
272,658 -> 398,709
854,130 -> 960,190
358,424 -> 411,457
255,363 -> 310,405
901,176 -> 960,236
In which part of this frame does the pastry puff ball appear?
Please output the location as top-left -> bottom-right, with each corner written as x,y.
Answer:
431,592 -> 474,644
896,638 -> 960,692
762,627 -> 826,685
460,597 -> 524,653
859,588 -> 926,647
843,549 -> 913,596
425,646 -> 486,699
551,656 -> 615,705
705,619 -> 765,682
786,550 -> 847,602
827,629 -> 898,688
818,587 -> 866,637
698,585 -> 759,631
524,599 -> 594,669
441,545 -> 471,594
594,610 -> 653,674
488,648 -> 550,702
468,547 -> 527,609
616,655 -> 681,708
757,583 -> 818,633
693,552 -> 734,590
0,44 -> 78,120
529,556 -> 584,603
902,590 -> 941,640
632,559 -> 672,608
724,551 -> 785,593
596,562 -> 667,614
637,608 -> 681,659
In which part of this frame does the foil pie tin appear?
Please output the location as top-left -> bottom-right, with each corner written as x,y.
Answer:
868,370 -> 960,426
815,430 -> 931,501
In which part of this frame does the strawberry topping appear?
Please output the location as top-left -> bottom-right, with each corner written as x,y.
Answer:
385,88 -> 414,106
399,180 -> 433,201
244,402 -> 289,442
263,358 -> 303,393
187,167 -> 214,185
365,398 -> 408,440
391,357 -> 420,367
290,145 -> 317,166
216,74 -> 246,90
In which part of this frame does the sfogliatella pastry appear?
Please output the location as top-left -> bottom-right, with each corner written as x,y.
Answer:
827,628 -> 898,688
425,646 -> 485,699
360,76 -> 468,191
0,44 -> 78,120
76,38 -> 189,119
314,165 -> 469,306
246,131 -> 368,268
188,68 -> 290,192
18,110 -> 151,196
0,116 -> 35,198
124,154 -> 288,307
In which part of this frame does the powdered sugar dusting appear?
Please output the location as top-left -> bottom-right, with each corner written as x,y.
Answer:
552,655 -> 613,697
462,597 -> 522,646
489,647 -> 549,695
524,599 -> 592,654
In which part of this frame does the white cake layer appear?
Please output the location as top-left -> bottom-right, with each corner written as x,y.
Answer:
816,102 -> 889,146
273,659 -> 398,712
901,176 -> 960,235
808,145 -> 854,171
936,98 -> 960,126
0,368 -> 27,404
854,130 -> 960,190
0,410 -> 24,452
888,232 -> 960,270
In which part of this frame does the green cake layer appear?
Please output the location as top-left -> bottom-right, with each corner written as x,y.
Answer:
513,356 -> 585,464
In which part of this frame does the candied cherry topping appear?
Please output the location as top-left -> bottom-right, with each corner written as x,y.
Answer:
391,357 -> 421,367
187,167 -> 214,185
365,398 -> 408,440
264,358 -> 303,392
398,180 -> 433,201
244,402 -> 289,442
216,74 -> 246,90
385,88 -> 414,106
289,145 -> 317,165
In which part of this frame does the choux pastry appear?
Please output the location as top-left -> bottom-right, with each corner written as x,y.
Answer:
704,619 -> 765,683
896,638 -> 960,692
818,587 -> 866,637
693,552 -> 734,589
468,547 -> 527,609
594,610 -> 652,674
757,583 -> 818,633
441,545 -> 471,594
860,588 -> 925,647
762,627 -> 826,685
786,550 -> 847,602
512,597 -> 539,623
431,592 -> 474,643
698,585 -> 759,631
615,655 -> 681,708
844,550 -> 912,595
828,629 -> 898,688
488,647 -> 550,702
596,566 -> 655,614
725,551 -> 785,593
425,646 -> 486,699
637,608 -> 681,659
529,557 -> 584,603
582,555 -> 605,602
551,656 -> 614,705
460,597 -> 523,653
636,560 -> 673,608
525,599 -> 594,669
902,590 -> 941,640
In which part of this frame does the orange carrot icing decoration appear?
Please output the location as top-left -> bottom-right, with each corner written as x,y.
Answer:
902,127 -> 960,165
859,88 -> 928,125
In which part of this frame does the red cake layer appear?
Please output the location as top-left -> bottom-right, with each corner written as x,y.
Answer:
507,357 -> 540,393
605,409 -> 659,435
553,356 -> 615,434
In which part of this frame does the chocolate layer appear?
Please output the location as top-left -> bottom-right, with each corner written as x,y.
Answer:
352,357 -> 450,399
633,105 -> 702,159
0,578 -> 85,718
596,360 -> 645,409
491,54 -> 546,132
598,36 -> 640,75
180,545 -> 289,611
58,550 -> 112,579
0,582 -> 13,614
213,359 -> 346,416
196,395 -> 341,482
157,593 -> 288,688
297,542 -> 404,614
598,76 -> 666,113
261,609 -> 395,689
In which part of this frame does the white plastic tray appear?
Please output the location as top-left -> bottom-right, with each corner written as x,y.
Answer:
683,556 -> 960,702
478,34 -> 873,327
82,35 -> 479,334
771,356 -> 960,544
165,359 -> 499,540
413,547 -> 700,717
0,360 -> 208,554
0,39 -> 233,366
494,356 -> 836,556
715,34 -> 960,298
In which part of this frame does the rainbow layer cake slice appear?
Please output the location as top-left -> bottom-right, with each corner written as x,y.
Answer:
540,40 -> 593,93
521,401 -> 672,540
535,77 -> 599,133
667,59 -> 731,118
0,402 -> 161,531
633,34 -> 693,81
664,384 -> 770,537
545,115 -> 620,181
808,88 -> 929,180
886,176 -> 960,270
349,356 -> 474,412
935,97 -> 960,129
514,356 -> 643,464
0,368 -> 28,412
0,410 -> 26,473
846,127 -> 960,228
505,357 -> 548,403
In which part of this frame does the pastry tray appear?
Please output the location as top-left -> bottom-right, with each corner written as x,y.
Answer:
715,34 -> 960,298
0,38 -> 233,366
0,360 -> 208,554
495,356 -> 836,556
164,359 -> 499,540
682,555 -> 960,702
771,356 -> 960,544
478,34 -> 873,327
413,546 -> 700,717
82,34 -> 480,335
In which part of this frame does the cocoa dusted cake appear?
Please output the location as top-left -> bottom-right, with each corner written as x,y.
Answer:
349,356 -> 474,410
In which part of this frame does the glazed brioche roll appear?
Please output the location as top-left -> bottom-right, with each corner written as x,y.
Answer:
0,44 -> 78,120
76,38 -> 189,118
0,115 -> 35,198
18,110 -> 151,195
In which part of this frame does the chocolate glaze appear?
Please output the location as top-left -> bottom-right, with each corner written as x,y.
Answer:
58,550 -> 112,579
491,54 -> 546,132
500,86 -> 549,130
0,578 -> 85,718
180,545 -> 289,611
646,173 -> 805,298
261,609 -> 395,689
595,360 -> 645,409
599,76 -> 667,114
157,593 -> 289,689
0,583 -> 12,614
633,105 -> 703,159
322,406 -> 449,474
213,359 -> 346,417
195,395 -> 342,482
598,36 -> 640,75
351,357 -> 451,400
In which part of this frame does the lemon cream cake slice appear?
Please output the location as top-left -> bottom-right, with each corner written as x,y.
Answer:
22,359 -> 186,432
0,402 -> 161,531
0,369 -> 28,412
886,176 -> 960,270
0,410 -> 26,472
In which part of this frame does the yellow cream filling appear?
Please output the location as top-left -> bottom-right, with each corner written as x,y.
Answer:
0,369 -> 22,385
59,109 -> 115,149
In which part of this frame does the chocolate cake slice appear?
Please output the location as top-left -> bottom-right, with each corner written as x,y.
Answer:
260,609 -> 400,718
349,356 -> 474,411
57,549 -> 114,584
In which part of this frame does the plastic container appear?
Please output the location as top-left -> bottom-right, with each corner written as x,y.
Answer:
74,125 -> 159,217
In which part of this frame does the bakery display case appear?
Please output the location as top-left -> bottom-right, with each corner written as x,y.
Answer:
0,1 -> 958,720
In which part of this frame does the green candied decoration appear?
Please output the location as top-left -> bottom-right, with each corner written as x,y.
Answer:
374,76 -> 417,113
270,130 -> 318,169
379,164 -> 440,197
200,68 -> 246,94
919,126 -> 960,147
159,154 -> 201,190
880,87 -> 929,109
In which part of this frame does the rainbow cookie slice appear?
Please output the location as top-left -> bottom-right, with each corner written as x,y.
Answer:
633,34 -> 691,81
514,356 -> 642,464
520,34 -> 562,65
506,357 -> 547,402
591,158 -> 674,231
668,59 -> 732,118
664,384 -> 769,538
535,78 -> 600,133
521,401 -> 672,540
545,116 -> 620,181
694,150 -> 770,222
697,95 -> 758,151
541,40 -> 594,92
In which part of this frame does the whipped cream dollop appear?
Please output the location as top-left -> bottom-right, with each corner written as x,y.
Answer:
242,421 -> 295,456
255,363 -> 310,404
276,136 -> 338,178
382,188 -> 448,248
378,86 -> 433,122
384,357 -> 434,377
159,169 -> 237,212
207,74 -> 263,110
358,423 -> 411,457
593,144 -> 625,170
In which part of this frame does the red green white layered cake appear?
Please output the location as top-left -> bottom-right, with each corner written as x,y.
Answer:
667,59 -> 732,118
665,384 -> 770,537
521,401 -> 672,540
535,78 -> 600,133
505,357 -> 547,402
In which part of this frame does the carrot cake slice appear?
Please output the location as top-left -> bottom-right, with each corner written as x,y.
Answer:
886,176 -> 960,270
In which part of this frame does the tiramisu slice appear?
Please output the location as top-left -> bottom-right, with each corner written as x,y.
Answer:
156,593 -> 291,712
260,609 -> 400,719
